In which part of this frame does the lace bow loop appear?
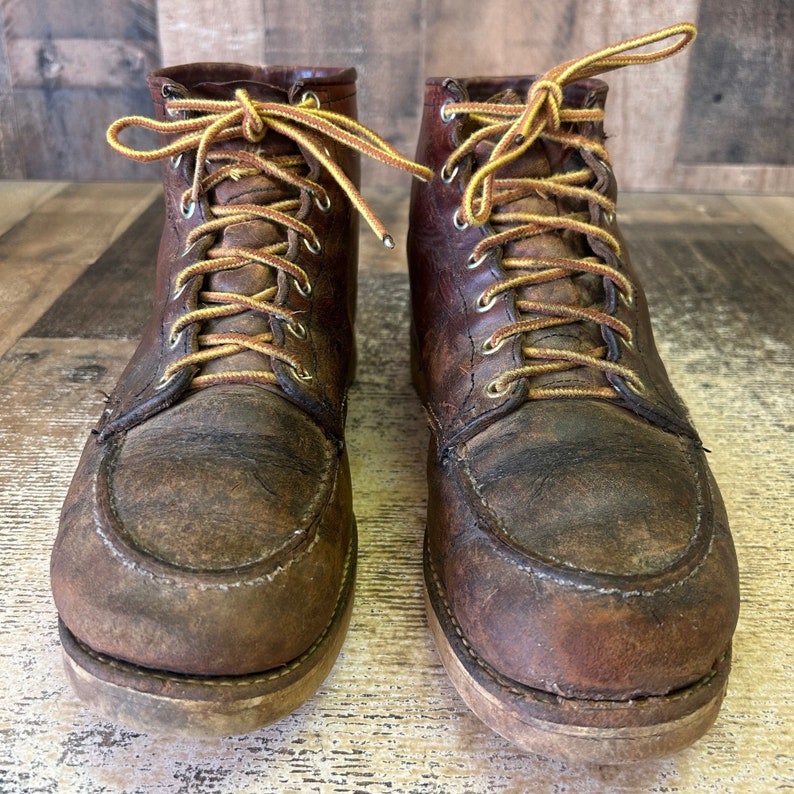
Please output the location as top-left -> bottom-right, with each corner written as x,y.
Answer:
454,22 -> 697,227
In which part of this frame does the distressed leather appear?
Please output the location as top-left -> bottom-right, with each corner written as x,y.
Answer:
51,65 -> 358,676
409,76 -> 739,700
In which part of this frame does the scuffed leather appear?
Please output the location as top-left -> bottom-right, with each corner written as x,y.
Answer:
410,76 -> 739,700
51,65 -> 358,677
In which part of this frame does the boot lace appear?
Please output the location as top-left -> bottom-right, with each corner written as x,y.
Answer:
108,89 -> 432,389
441,23 -> 696,400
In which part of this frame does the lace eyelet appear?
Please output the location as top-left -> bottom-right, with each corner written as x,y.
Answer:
293,278 -> 313,298
604,210 -> 616,225
474,291 -> 498,313
301,90 -> 321,109
453,208 -> 469,231
619,289 -> 635,308
481,335 -> 507,355
440,99 -> 456,124
303,235 -> 322,255
313,190 -> 331,213
289,364 -> 313,383
170,153 -> 183,170
620,334 -> 635,351
466,252 -> 488,270
288,321 -> 308,340
167,328 -> 183,349
155,371 -> 178,391
485,379 -> 510,398
172,278 -> 188,298
181,200 -> 196,219
626,377 -> 647,396
440,162 -> 459,183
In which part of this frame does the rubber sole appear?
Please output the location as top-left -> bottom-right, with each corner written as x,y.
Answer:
59,532 -> 356,737
424,541 -> 731,763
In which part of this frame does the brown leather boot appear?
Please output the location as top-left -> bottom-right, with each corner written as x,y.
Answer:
408,25 -> 739,762
51,64 -> 429,736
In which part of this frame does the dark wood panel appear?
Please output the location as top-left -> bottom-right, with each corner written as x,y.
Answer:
680,0 -> 794,165
12,87 -> 159,179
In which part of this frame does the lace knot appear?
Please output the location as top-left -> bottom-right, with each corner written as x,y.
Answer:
526,79 -> 564,133
235,89 -> 267,142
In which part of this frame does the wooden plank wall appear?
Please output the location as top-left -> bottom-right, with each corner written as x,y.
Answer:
0,0 -> 792,192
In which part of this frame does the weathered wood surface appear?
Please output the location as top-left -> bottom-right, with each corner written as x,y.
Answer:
0,182 -> 792,792
0,0 -> 792,191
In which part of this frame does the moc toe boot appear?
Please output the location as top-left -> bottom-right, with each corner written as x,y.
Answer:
50,63 -> 429,736
408,25 -> 739,762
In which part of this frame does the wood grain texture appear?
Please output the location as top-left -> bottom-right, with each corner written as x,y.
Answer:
0,181 -> 159,356
0,0 -> 792,190
679,0 -> 794,166
0,183 -> 793,791
157,0 -> 266,65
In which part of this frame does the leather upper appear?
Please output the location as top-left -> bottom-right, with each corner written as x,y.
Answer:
410,76 -> 740,700
51,65 -> 358,676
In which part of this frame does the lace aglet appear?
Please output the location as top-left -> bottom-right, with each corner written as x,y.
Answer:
382,234 -> 395,250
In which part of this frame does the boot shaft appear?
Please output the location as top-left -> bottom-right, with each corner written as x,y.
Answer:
102,65 -> 363,441
409,74 -> 696,450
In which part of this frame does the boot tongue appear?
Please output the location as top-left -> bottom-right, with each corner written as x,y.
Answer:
189,79 -> 306,380
477,87 -> 608,393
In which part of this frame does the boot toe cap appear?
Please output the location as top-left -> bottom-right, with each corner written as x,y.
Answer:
51,387 -> 354,677
431,400 -> 739,700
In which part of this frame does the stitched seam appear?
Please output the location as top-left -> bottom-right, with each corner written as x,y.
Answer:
98,438 -> 339,590
457,439 -> 713,597
69,534 -> 354,689
426,549 -> 722,706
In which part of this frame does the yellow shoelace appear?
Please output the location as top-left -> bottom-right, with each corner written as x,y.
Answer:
108,88 -> 433,389
441,22 -> 696,400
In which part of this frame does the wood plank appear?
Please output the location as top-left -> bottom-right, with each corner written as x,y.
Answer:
0,180 -> 64,236
26,195 -> 162,339
6,38 -> 159,88
679,0 -> 794,166
157,0 -> 266,65
11,86 -> 159,179
0,182 -> 159,355
727,195 -> 794,256
0,5 -> 24,179
0,0 -> 158,39
1,222 -> 793,787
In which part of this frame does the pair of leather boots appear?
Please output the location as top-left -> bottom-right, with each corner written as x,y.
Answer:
50,24 -> 739,763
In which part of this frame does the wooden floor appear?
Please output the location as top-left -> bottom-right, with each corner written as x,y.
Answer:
0,181 -> 792,793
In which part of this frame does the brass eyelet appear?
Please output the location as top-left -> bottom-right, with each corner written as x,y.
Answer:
303,235 -> 322,255
485,379 -> 510,398
466,252 -> 488,270
474,291 -> 498,313
301,90 -> 321,109
481,335 -> 507,355
440,99 -> 456,124
625,376 -> 647,396
167,327 -> 183,349
453,208 -> 469,231
440,162 -> 459,183
293,278 -> 313,298
155,370 -> 178,391
289,364 -> 313,383
313,190 -> 331,213
288,321 -> 307,340
619,289 -> 635,308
